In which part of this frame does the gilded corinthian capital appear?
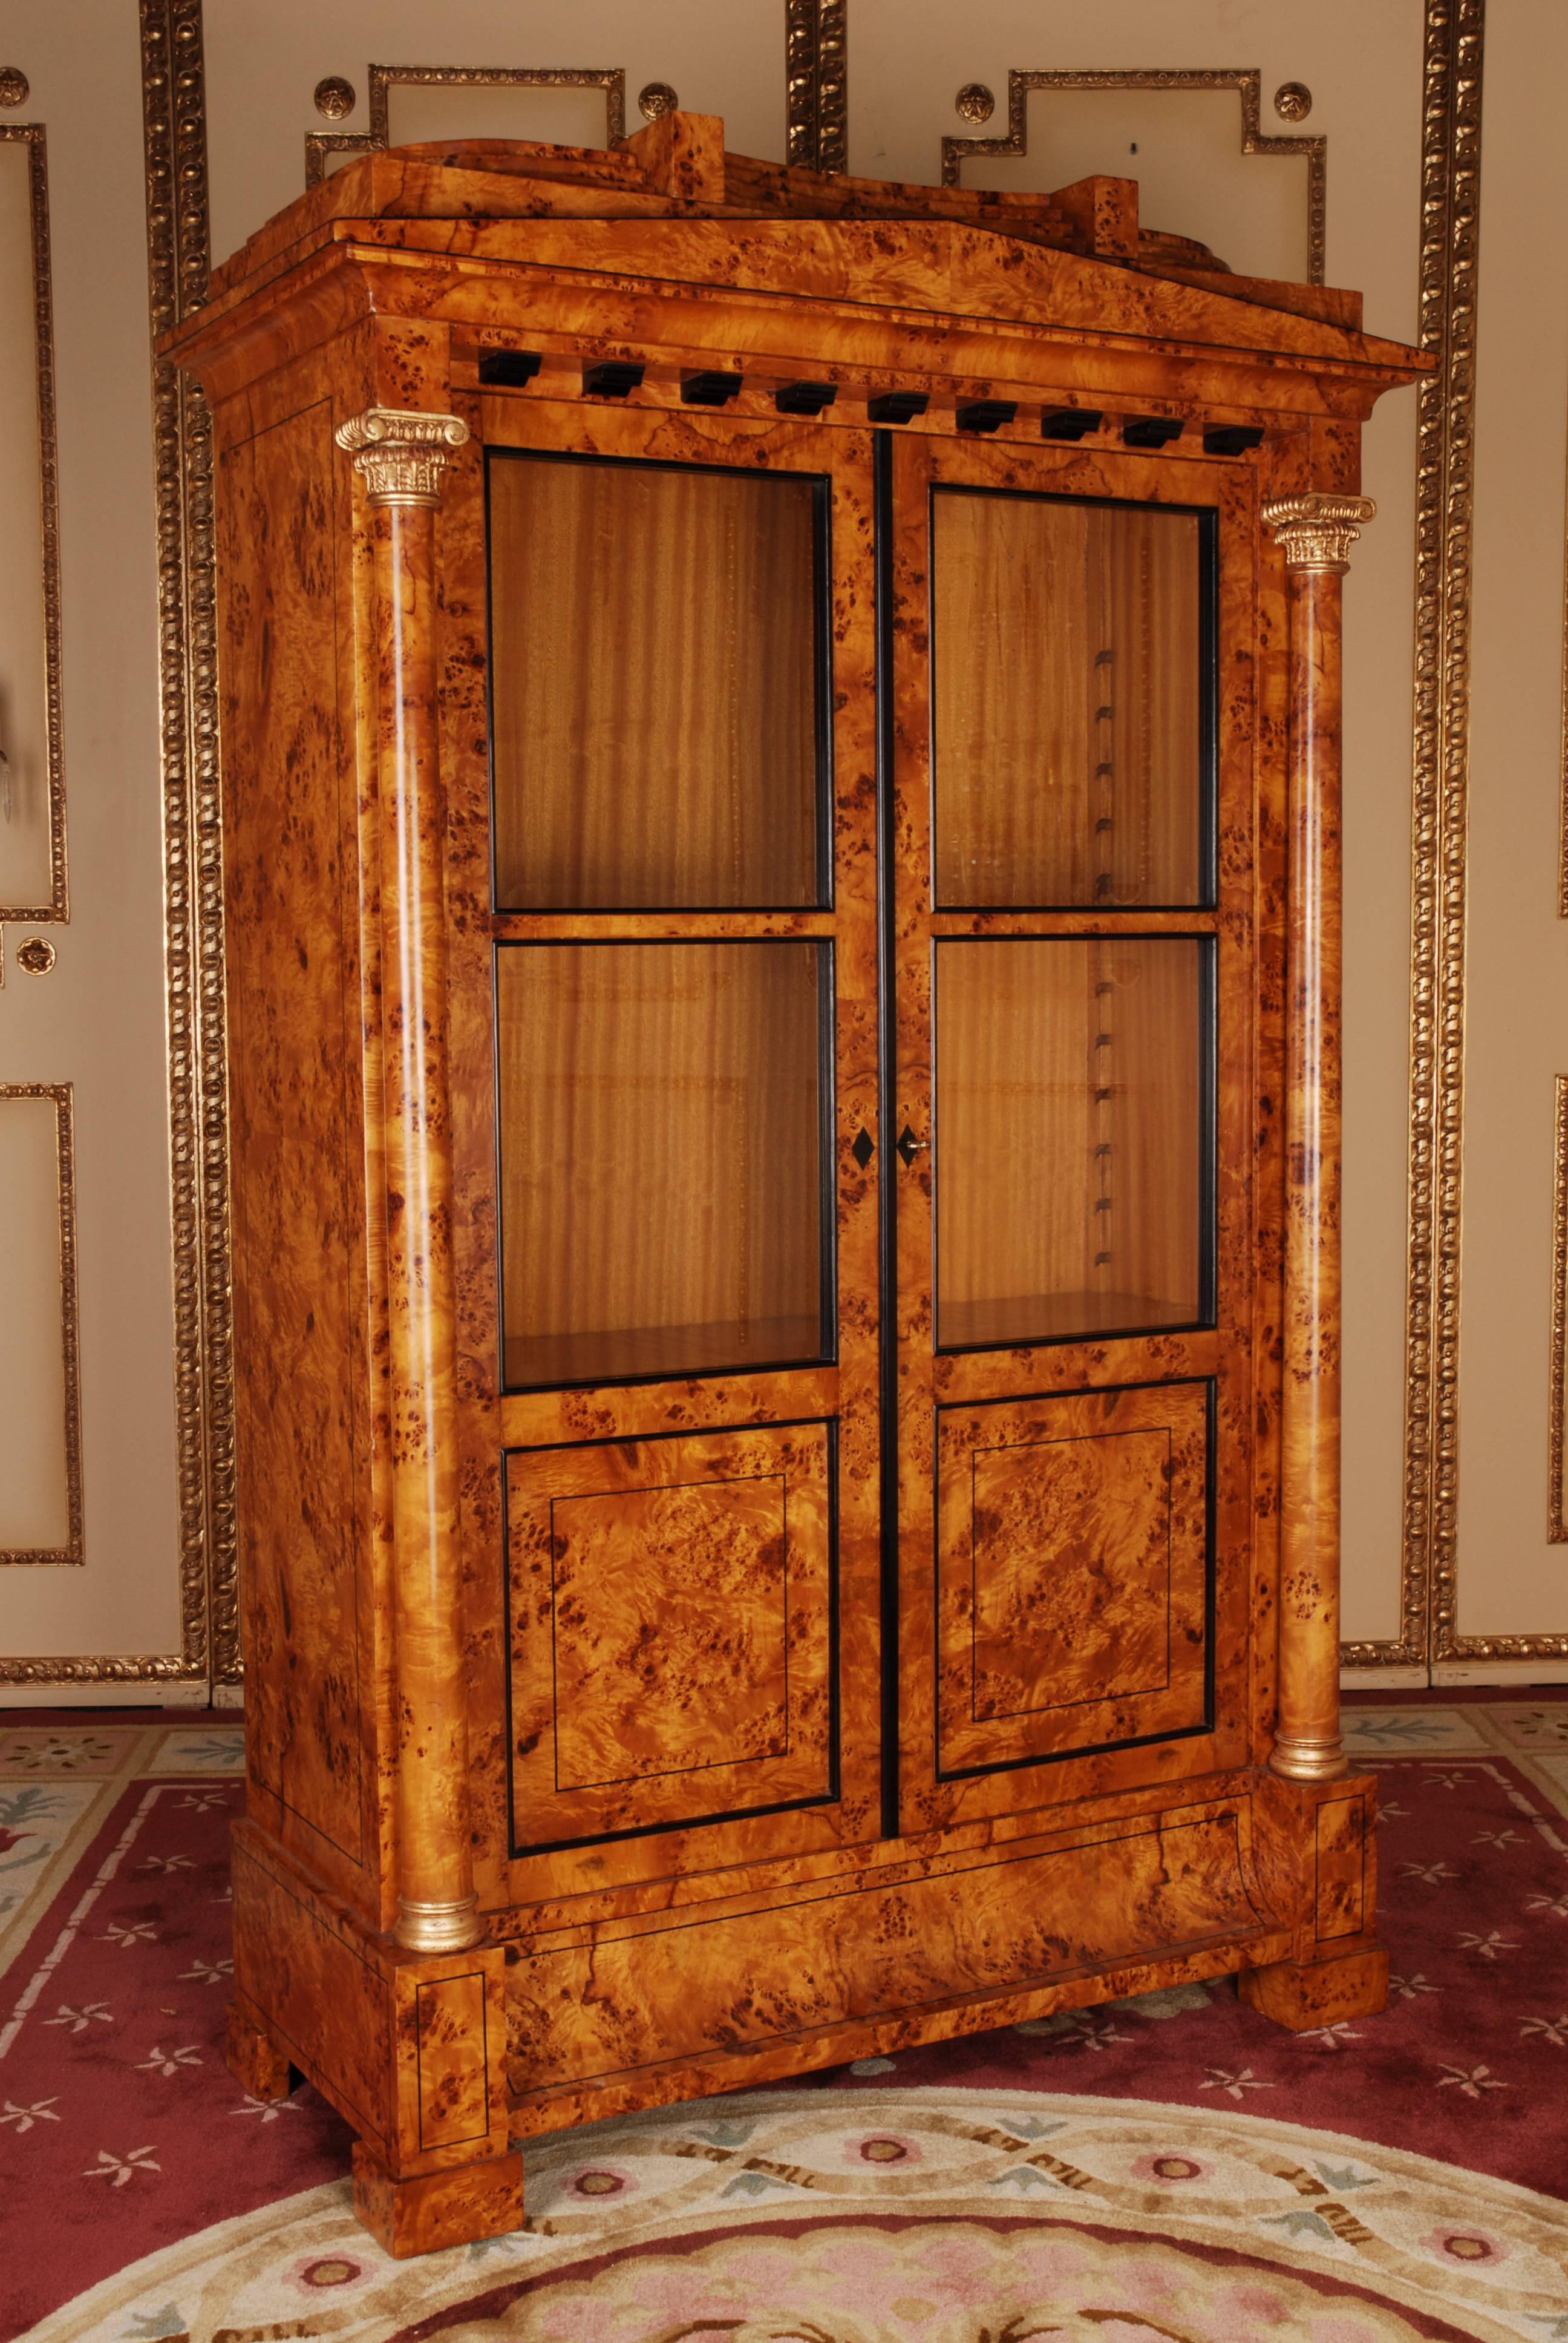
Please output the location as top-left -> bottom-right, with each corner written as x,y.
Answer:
335,407 -> 470,508
1261,493 -> 1377,575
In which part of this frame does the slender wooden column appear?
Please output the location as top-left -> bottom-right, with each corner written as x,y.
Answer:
336,407 -> 480,1953
1261,491 -> 1375,1785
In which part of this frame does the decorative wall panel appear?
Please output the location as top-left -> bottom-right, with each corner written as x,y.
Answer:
1338,0 -> 1485,1671
0,1084 -> 82,1564
139,0 -> 232,1685
0,121 -> 64,922
940,70 -> 1325,286
303,64 -> 627,186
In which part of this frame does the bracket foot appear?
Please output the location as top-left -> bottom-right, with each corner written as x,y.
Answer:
224,1999 -> 299,2100
351,2140 -> 524,2258
1239,1944 -> 1389,2032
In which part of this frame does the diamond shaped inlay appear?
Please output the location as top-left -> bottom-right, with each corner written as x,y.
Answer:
851,1128 -> 875,1170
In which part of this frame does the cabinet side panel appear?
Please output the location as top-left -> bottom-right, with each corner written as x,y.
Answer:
231,1831 -> 393,2157
220,396 -> 367,1886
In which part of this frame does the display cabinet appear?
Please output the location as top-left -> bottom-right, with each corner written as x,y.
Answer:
168,114 -> 1426,2255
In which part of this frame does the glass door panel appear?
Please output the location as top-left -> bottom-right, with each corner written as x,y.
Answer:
489,453 -> 827,910
497,938 -> 831,1387
884,431 -> 1246,1833
934,935 -> 1212,1349
477,404 -> 884,1899
932,489 -> 1211,908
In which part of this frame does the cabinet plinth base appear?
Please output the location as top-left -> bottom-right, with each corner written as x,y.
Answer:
225,1997 -> 298,2101
1239,1945 -> 1390,2031
351,2141 -> 525,2258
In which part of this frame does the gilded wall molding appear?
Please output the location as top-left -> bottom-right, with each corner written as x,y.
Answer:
103,0 -> 230,1689
1344,0 -> 1487,1670
1406,0 -> 1532,1663
0,12 -> 230,1685
304,64 -> 627,185
785,0 -> 847,173
940,68 -> 1326,287
0,120 -> 67,923
0,1083 -> 82,1567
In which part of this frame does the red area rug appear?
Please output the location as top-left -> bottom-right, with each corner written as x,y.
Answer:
4,1701 -> 1568,2339
0,1718 -> 351,2338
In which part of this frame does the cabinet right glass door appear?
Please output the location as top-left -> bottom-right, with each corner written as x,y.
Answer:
889,434 -> 1257,1832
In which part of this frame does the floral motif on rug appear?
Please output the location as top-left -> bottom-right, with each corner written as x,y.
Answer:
25,2089 -> 1568,2343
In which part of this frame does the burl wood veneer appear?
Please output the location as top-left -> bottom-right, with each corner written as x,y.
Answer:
168,116 -> 1427,2253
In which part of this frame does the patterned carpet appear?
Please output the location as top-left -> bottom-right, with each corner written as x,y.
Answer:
25,2088 -> 1568,2342
4,1699 -> 1568,2341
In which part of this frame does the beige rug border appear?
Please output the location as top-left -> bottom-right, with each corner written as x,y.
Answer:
26,2084 -> 1568,2343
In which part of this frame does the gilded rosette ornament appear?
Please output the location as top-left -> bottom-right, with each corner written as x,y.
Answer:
1262,493 -> 1376,574
335,407 -> 469,508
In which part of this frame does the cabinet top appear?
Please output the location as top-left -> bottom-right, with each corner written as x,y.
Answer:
167,110 -> 1428,415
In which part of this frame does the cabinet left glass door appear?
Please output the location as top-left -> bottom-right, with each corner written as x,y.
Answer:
462,398 -> 884,1895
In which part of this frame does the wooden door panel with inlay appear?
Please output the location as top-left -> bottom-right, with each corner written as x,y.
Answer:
505,1422 -> 835,1853
888,430 -> 1253,1830
936,1381 -> 1212,1777
451,399 -> 884,1906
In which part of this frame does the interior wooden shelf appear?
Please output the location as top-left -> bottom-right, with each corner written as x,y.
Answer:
502,1313 -> 827,1391
939,1289 -> 1201,1351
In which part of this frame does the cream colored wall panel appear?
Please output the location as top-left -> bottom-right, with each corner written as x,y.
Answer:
953,85 -> 1307,285
203,0 -> 789,268
1341,395 -> 1422,1648
1452,0 -> 1568,1647
0,1089 -> 77,1555
1316,4 -> 1422,1653
0,9 -> 183,1678
1434,1660 -> 1568,1685
0,133 -> 56,914
846,0 -> 1422,1651
315,76 -> 629,185
387,81 -> 616,151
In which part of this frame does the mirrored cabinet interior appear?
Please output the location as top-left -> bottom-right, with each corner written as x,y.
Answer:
170,116 -> 1424,2255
